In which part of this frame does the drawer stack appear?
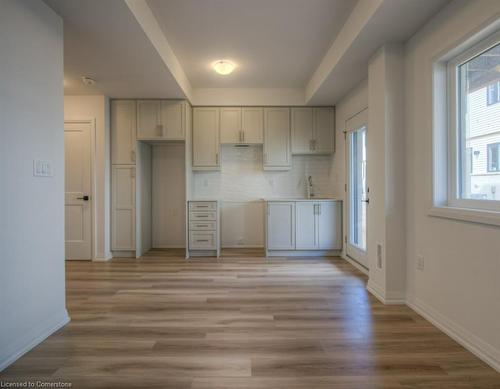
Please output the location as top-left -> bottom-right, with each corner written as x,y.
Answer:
188,201 -> 219,256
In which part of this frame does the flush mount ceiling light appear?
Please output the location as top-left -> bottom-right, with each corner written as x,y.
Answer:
212,60 -> 235,75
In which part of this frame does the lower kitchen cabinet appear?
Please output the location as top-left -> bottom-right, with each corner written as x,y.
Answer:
266,200 -> 342,255
266,202 -> 295,250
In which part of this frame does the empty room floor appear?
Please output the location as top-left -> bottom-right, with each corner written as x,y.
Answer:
1,252 -> 498,388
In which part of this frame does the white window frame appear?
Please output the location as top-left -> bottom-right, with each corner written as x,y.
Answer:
430,26 -> 500,226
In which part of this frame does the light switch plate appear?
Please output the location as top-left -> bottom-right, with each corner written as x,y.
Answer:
33,160 -> 53,177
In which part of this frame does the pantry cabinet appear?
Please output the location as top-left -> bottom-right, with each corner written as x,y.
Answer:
263,108 -> 291,170
136,100 -> 184,140
111,100 -> 136,164
111,165 -> 136,251
192,107 -> 220,170
291,107 -> 334,154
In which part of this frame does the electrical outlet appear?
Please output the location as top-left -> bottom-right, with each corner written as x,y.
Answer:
417,255 -> 425,271
377,243 -> 383,269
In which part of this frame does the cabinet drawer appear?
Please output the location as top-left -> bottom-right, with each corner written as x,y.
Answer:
189,231 -> 217,250
189,202 -> 217,211
189,211 -> 217,221
189,221 -> 216,231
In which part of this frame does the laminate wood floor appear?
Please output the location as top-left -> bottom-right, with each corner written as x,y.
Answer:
1,251 -> 499,388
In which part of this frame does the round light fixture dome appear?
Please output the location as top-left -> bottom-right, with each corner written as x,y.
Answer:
213,60 -> 235,75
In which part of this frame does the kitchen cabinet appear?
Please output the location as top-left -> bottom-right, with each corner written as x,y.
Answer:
295,202 -> 317,249
220,107 -> 242,144
266,202 -> 295,250
188,201 -> 220,257
242,107 -> 263,143
220,107 -> 264,144
263,108 -> 291,170
192,107 -> 220,170
291,107 -> 334,154
111,165 -> 136,251
136,100 -> 184,140
111,100 -> 136,165
266,200 -> 342,255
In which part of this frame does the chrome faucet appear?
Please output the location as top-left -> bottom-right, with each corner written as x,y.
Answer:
307,175 -> 315,199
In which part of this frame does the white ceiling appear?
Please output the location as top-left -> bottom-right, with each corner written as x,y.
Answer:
44,0 -> 184,98
45,0 -> 451,103
146,0 -> 356,88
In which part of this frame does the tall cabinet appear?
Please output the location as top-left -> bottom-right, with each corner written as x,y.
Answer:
111,100 -> 137,254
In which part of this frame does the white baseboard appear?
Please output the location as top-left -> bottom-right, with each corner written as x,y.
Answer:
341,254 -> 369,275
366,280 -> 405,305
0,309 -> 70,372
93,255 -> 112,262
407,297 -> 500,373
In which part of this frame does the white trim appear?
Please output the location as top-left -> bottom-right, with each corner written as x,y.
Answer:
429,205 -> 500,226
64,118 -> 97,260
341,253 -> 368,275
366,280 -> 405,305
266,250 -> 341,257
407,297 -> 500,373
0,310 -> 70,371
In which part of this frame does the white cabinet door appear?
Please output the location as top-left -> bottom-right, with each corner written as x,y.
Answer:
313,107 -> 334,154
111,100 -> 136,165
160,100 -> 184,140
267,202 -> 295,250
242,107 -> 263,144
220,107 -> 242,144
137,100 -> 161,139
264,108 -> 291,170
295,202 -> 318,249
291,108 -> 313,154
193,107 -> 220,169
318,201 -> 342,250
112,165 -> 136,250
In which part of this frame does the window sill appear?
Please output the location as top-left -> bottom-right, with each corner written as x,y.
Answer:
429,206 -> 500,227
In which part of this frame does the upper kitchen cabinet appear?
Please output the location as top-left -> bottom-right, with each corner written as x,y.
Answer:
291,107 -> 334,155
220,107 -> 241,144
220,107 -> 264,144
242,107 -> 263,144
192,107 -> 220,170
136,100 -> 185,140
111,100 -> 136,165
263,108 -> 291,170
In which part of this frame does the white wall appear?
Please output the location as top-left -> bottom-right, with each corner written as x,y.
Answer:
64,95 -> 111,260
367,44 -> 406,302
405,0 -> 500,370
152,144 -> 186,248
0,0 -> 69,370
333,79 -> 368,258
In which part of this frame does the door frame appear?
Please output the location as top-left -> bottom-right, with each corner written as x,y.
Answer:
64,118 -> 97,260
343,108 -> 369,270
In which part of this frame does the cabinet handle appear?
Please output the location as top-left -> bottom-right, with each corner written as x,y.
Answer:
243,131 -> 245,143
216,153 -> 219,165
131,150 -> 136,162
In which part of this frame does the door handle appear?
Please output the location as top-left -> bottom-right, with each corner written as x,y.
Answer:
362,199 -> 369,204
77,195 -> 90,201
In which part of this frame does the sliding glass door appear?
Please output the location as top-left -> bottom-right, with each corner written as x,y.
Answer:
346,125 -> 368,268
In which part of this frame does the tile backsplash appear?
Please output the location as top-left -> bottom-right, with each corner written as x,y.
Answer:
193,145 -> 335,201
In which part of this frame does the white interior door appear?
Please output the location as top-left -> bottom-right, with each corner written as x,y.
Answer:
64,121 -> 92,260
346,123 -> 368,268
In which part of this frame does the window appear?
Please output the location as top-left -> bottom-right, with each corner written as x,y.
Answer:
487,82 -> 500,105
435,29 -> 500,218
488,143 -> 500,172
